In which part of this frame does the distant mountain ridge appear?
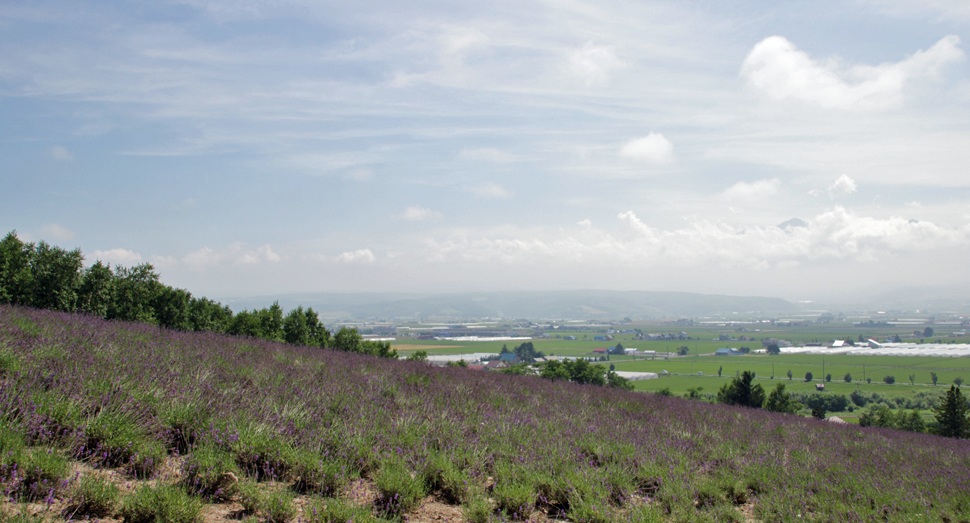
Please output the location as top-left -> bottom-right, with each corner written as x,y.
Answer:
221,290 -> 798,320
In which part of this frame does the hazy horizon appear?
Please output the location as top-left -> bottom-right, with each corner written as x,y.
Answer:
3,1 -> 970,303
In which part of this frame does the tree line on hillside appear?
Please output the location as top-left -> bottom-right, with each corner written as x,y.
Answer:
0,231 -> 395,358
709,369 -> 970,438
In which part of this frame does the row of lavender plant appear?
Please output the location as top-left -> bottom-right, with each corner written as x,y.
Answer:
2,303 -> 969,522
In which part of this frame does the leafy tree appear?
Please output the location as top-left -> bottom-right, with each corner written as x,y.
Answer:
804,371 -> 813,382
766,343 -> 780,355
909,374 -> 915,386
109,264 -> 162,323
606,370 -> 633,390
303,307 -> 331,348
899,410 -> 925,433
610,343 -> 625,356
77,261 -> 115,318
716,370 -> 765,408
924,327 -> 934,338
609,363 -> 615,371
152,286 -> 192,331
956,377 -> 965,387
684,387 -> 705,400
677,346 -> 689,356
283,306 -> 310,345
931,372 -> 939,386
656,388 -> 673,397
0,231 -> 35,305
187,297 -> 232,333
884,376 -> 895,385
499,345 -> 510,354
739,346 -> 750,354
787,370 -> 793,381
406,350 -> 428,362
29,241 -> 84,311
539,360 -> 570,381
825,374 -> 832,383
764,383 -> 799,414
932,385 -> 970,438
811,404 -> 826,420
718,365 -> 722,378
514,342 -> 543,362
332,327 -> 397,358
564,359 -> 605,386
844,373 -> 852,383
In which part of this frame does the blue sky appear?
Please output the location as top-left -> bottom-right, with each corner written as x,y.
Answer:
2,0 -> 970,302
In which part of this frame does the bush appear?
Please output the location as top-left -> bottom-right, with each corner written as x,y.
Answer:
181,445 -> 240,500
64,474 -> 120,519
421,453 -> 467,504
374,460 -> 426,519
884,376 -> 896,385
83,411 -> 165,478
844,373 -> 852,383
14,448 -> 70,501
263,490 -> 296,523
804,372 -> 813,382
291,451 -> 354,497
493,480 -> 535,520
231,425 -> 297,481
119,484 -> 202,523
304,498 -> 387,523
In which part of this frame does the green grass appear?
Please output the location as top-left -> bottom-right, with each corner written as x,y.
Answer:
64,474 -> 120,519
119,484 -> 202,523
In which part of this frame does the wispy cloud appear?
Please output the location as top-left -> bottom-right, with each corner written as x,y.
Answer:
568,42 -> 623,86
91,248 -> 142,266
395,205 -> 443,222
50,146 -> 74,160
40,223 -> 75,241
468,182 -> 513,199
721,179 -> 781,202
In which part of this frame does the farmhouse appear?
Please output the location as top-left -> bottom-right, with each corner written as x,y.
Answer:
715,348 -> 741,356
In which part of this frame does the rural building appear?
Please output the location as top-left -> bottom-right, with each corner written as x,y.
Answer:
715,348 -> 740,356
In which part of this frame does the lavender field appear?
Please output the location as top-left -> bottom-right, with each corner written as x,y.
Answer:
1,304 -> 969,523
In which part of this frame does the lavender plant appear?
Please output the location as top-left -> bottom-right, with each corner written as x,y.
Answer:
1,304 -> 969,522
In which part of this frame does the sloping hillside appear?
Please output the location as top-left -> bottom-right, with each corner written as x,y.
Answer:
1,304 -> 968,522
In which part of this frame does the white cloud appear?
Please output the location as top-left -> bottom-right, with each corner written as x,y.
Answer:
619,134 -> 674,163
236,244 -> 281,265
91,248 -> 142,266
149,255 -> 178,270
438,26 -> 489,61
741,35 -> 963,110
458,148 -> 518,163
50,145 -> 74,160
40,223 -> 75,241
866,0 -> 970,21
181,242 -> 280,270
469,182 -> 513,199
396,205 -> 443,222
828,174 -> 858,197
568,42 -> 623,86
336,249 -> 376,264
721,178 -> 781,201
418,208 -> 970,270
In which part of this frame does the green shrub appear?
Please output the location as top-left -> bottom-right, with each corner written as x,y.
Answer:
374,460 -> 426,519
64,474 -> 120,518
304,498 -> 388,523
15,448 -> 70,501
181,444 -> 240,500
119,484 -> 202,523
236,481 -> 264,514
83,411 -> 165,477
263,490 -> 296,523
159,402 -> 211,454
493,480 -> 534,520
231,425 -> 297,481
463,493 -> 493,523
291,451 -> 353,496
421,453 -> 467,504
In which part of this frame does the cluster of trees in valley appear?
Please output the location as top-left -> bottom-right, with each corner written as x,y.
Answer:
709,369 -> 970,438
0,231 -> 395,358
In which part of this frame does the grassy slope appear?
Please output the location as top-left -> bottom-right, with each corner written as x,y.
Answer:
2,305 -> 970,523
